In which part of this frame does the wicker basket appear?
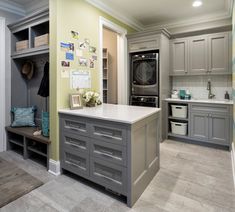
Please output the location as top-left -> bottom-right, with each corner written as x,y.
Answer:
16,40 -> 29,52
34,33 -> 49,47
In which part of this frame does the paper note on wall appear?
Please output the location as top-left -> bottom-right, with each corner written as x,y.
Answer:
70,70 -> 91,89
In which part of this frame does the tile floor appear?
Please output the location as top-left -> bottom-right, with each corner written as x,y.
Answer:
0,140 -> 234,212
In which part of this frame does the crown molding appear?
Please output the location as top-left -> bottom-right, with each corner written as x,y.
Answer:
85,0 -> 144,31
0,1 -> 25,16
25,0 -> 49,15
144,11 -> 232,31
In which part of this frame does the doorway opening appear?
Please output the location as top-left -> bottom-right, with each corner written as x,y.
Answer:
102,28 -> 118,104
99,17 -> 128,105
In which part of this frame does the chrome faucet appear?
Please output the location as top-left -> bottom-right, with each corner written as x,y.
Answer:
207,79 -> 215,99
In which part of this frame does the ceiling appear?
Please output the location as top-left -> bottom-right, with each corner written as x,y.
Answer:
86,0 -> 233,30
0,0 -> 48,15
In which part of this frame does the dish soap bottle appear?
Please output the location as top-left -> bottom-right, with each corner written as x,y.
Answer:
224,91 -> 230,100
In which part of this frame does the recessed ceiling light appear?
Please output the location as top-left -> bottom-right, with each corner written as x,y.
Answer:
193,0 -> 202,7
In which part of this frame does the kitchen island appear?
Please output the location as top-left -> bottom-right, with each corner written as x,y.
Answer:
59,104 -> 161,207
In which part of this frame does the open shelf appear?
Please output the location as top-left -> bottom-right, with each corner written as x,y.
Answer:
11,45 -> 49,59
168,116 -> 188,121
9,139 -> 24,147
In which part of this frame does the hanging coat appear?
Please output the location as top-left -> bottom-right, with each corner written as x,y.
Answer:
38,62 -> 49,97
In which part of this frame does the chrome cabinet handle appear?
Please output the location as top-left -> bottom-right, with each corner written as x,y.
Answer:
65,126 -> 86,132
94,150 -> 122,161
94,132 -> 121,140
65,141 -> 86,150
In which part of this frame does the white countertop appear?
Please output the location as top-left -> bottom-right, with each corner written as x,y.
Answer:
59,104 -> 161,124
165,98 -> 233,105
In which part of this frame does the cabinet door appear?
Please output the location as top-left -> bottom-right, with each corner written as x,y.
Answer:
209,114 -> 229,145
189,35 -> 208,74
190,112 -> 208,141
171,38 -> 188,75
208,33 -> 229,74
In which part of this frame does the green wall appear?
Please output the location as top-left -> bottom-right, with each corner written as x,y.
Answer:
49,0 -> 135,160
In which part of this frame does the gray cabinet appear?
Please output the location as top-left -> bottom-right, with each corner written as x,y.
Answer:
209,114 -> 229,145
59,112 -> 160,207
170,31 -> 231,76
190,103 -> 231,147
190,112 -> 208,141
170,38 -> 188,75
166,100 -> 232,149
208,32 -> 229,74
189,35 -> 208,74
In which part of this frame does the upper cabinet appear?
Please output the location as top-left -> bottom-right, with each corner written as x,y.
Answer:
189,35 -> 208,74
208,33 -> 229,74
171,38 -> 188,75
170,31 -> 231,76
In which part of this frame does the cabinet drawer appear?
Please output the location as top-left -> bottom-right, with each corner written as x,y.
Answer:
91,139 -> 127,166
90,157 -> 127,195
190,104 -> 230,114
90,124 -> 126,146
61,118 -> 88,136
61,147 -> 89,177
61,132 -> 89,154
129,39 -> 159,52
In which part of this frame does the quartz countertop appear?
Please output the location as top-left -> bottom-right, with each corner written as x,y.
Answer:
59,104 -> 161,124
165,98 -> 233,105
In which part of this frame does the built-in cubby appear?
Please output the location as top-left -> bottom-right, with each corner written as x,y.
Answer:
166,102 -> 189,139
103,48 -> 108,103
7,9 -> 50,168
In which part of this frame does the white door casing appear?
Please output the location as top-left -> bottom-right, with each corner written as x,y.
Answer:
0,17 -> 5,152
99,16 -> 128,105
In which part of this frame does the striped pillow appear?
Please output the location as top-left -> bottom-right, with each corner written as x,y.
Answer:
11,106 -> 37,127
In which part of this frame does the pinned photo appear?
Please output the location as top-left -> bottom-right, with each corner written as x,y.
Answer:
60,42 -> 70,51
71,30 -> 79,39
89,46 -> 96,54
61,61 -> 70,67
69,43 -> 74,51
92,55 -> 97,61
79,58 -> 88,66
89,58 -> 95,69
66,52 -> 74,61
79,42 -> 86,50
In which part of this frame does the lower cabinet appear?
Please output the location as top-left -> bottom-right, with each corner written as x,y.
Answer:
190,112 -> 208,141
190,104 -> 231,147
209,114 -> 229,145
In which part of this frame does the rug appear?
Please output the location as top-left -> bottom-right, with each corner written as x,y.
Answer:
0,158 -> 43,208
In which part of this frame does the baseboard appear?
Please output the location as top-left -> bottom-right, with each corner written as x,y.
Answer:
48,159 -> 61,176
231,143 -> 235,188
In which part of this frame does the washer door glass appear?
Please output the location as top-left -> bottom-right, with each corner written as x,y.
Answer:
133,59 -> 156,85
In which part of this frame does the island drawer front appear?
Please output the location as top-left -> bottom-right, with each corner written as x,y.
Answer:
90,157 -> 127,195
61,132 -> 89,154
61,147 -> 89,177
90,139 -> 127,166
190,104 -> 230,114
90,123 -> 127,146
61,117 -> 88,136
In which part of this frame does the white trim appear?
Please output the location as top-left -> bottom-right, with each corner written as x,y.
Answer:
0,1 -> 25,16
231,143 -> 235,188
86,0 -> 233,32
48,159 -> 61,176
86,0 -> 143,31
99,16 -> 128,105
0,18 -> 6,152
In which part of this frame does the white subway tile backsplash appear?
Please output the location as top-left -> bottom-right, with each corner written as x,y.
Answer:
172,75 -> 232,100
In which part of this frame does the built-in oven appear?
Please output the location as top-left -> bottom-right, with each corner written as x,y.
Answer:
130,50 -> 159,96
130,96 -> 158,108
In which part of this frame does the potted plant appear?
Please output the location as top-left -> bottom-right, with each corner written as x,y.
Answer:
81,90 -> 102,107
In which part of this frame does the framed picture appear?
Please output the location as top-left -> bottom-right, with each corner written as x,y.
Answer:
69,94 -> 83,110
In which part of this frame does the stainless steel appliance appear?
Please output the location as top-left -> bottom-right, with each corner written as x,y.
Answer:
130,51 -> 159,96
130,96 -> 158,107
